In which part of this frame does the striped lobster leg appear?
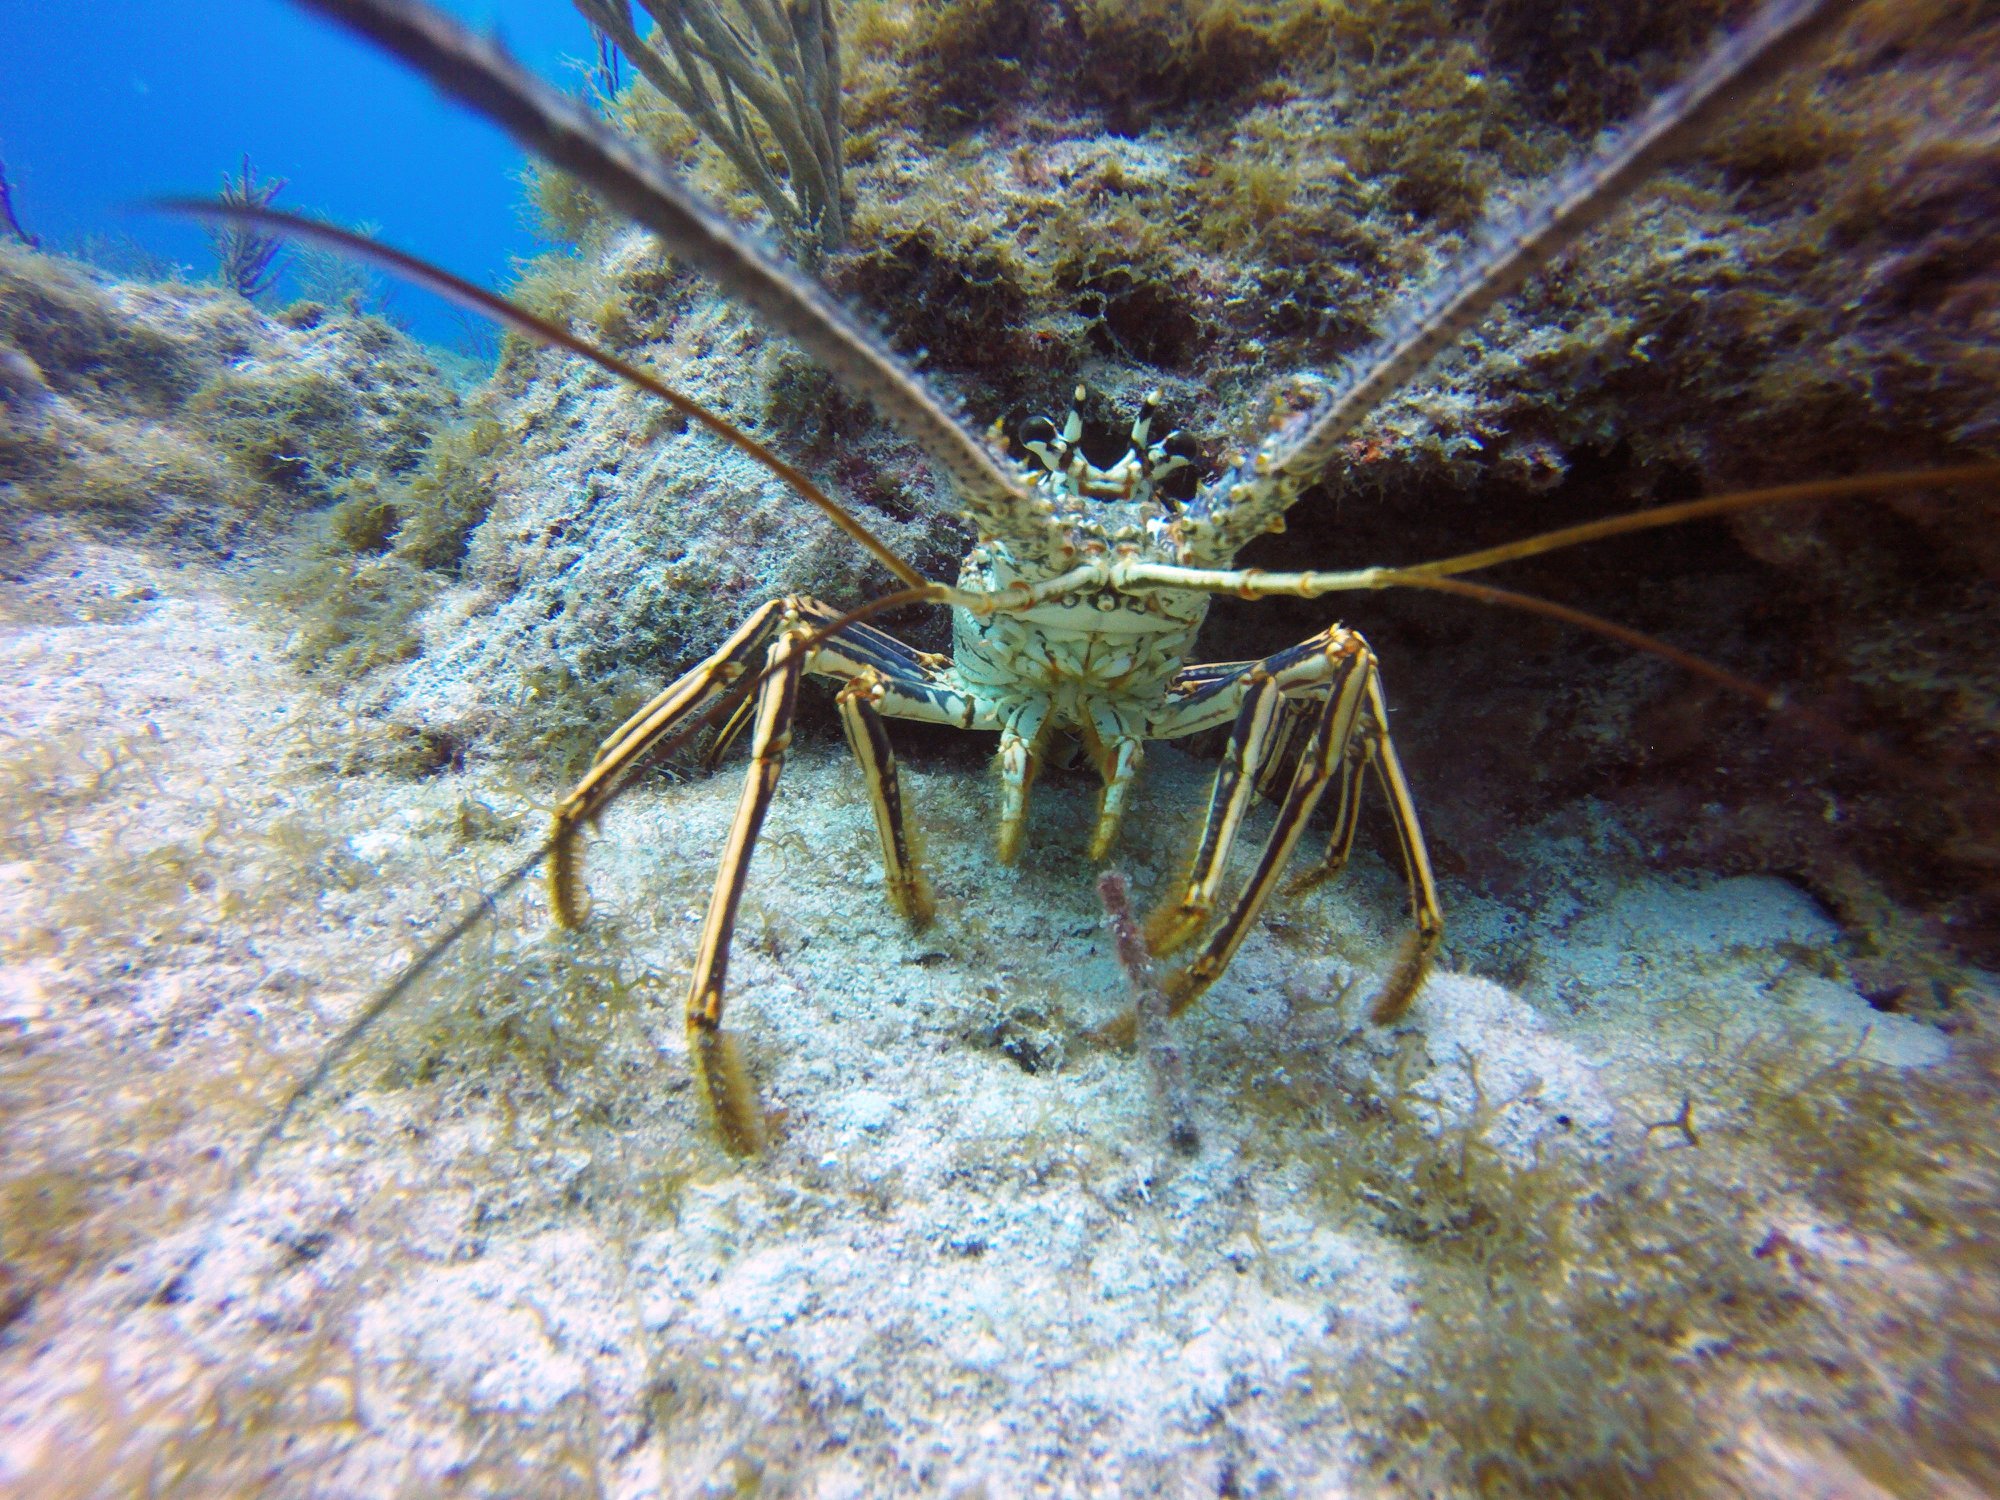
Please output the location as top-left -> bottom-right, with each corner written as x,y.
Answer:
541,596 -> 974,1153
548,598 -> 802,927
685,624 -> 811,1154
1140,628 -> 1377,956
1143,669 -> 1286,957
1349,670 -> 1445,1024
799,600 -> 977,925
835,674 -> 936,929
1101,630 -> 1443,1044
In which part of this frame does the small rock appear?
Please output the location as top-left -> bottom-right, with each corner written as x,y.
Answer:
846,1088 -> 897,1132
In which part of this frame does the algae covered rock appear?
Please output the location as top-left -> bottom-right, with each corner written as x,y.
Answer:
0,241 -> 459,560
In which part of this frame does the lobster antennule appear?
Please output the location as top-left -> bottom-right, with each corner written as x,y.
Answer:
279,0 -> 1065,562
1127,461 -> 2000,805
1390,573 -> 1965,801
1393,464 -> 2000,583
1141,463 -> 2000,600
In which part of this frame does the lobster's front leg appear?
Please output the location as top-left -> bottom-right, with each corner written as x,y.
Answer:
685,626 -> 810,1156
1144,669 -> 1284,956
994,699 -> 1050,865
1163,648 -> 1443,1025
547,598 -> 799,927
1100,633 -> 1444,1045
1141,626 -> 1376,959
544,595 -> 976,1156
836,672 -> 936,928
1082,701 -> 1147,862
1159,641 -> 1373,1011
1354,669 -> 1444,1024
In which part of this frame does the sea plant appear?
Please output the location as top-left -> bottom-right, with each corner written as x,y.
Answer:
0,151 -> 37,248
571,0 -> 846,263
209,154 -> 289,299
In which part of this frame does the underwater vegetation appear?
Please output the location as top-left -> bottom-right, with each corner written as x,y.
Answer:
209,156 -> 291,302
1,0 -> 1998,1494
573,0 -> 848,264
0,233 -> 518,692
0,154 -> 35,250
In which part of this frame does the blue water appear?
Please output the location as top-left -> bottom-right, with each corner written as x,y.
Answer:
0,0 -> 595,347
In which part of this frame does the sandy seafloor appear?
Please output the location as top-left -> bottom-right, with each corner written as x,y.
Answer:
0,523 -> 1983,1498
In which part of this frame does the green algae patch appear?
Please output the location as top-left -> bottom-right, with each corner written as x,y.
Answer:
186,316 -> 451,503
0,242 -> 465,582
253,410 -> 505,685
0,243 -> 205,411
388,415 -> 509,570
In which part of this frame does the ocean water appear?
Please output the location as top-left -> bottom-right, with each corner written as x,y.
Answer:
2,1 -> 1997,1495
0,0 -> 589,344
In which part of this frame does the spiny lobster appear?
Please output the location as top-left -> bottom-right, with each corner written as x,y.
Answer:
188,0 -> 1996,1159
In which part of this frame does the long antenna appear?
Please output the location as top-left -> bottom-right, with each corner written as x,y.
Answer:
1394,573 -> 1972,802
1186,0 -> 1870,559
157,199 -> 929,591
1390,466 -> 2000,583
1286,0 -> 1861,475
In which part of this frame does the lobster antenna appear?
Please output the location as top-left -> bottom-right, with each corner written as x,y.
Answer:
234,838 -> 552,1186
1162,465 -> 2000,603
1351,464 -> 1999,795
1388,465 -> 2000,583
280,0 -> 1061,561
1282,0 -> 1862,479
158,199 -> 928,591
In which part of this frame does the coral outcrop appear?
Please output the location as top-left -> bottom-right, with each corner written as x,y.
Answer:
0,242 -> 458,560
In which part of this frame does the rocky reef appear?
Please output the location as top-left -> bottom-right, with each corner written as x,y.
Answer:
473,0 -> 2000,988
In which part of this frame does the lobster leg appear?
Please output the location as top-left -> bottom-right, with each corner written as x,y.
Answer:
1121,633 -> 1444,1033
691,625 -> 976,1151
836,671 -> 936,927
1357,671 -> 1445,1024
995,700 -> 1050,865
686,625 -> 810,1155
1290,731 -> 1368,890
549,592 -> 974,925
1157,644 -> 1371,1012
1145,670 -> 1284,956
549,598 -> 799,927
552,592 -> 983,1153
1143,627 -> 1375,954
558,599 -> 970,1153
1094,639 -> 1372,1047
700,669 -> 765,773
1083,701 -> 1147,862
